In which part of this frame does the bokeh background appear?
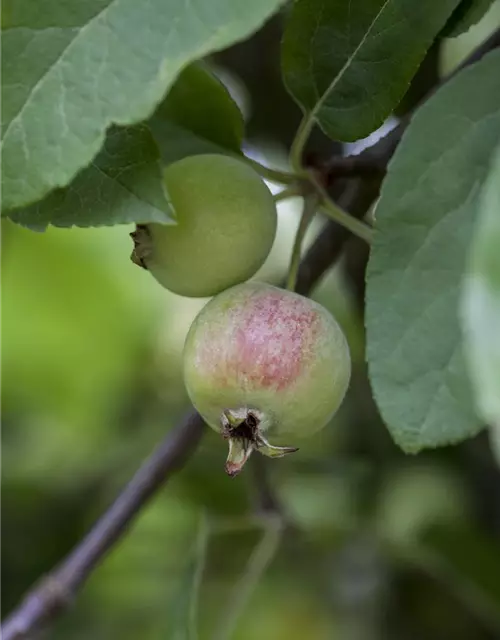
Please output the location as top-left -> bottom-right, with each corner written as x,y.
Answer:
3,5 -> 500,639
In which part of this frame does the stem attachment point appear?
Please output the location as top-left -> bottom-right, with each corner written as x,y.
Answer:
221,409 -> 298,477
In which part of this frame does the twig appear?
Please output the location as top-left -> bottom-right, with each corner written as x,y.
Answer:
273,184 -> 303,203
245,157 -> 298,185
286,194 -> 319,291
324,154 -> 386,180
2,412 -> 205,640
295,178 -> 381,296
310,175 -> 374,243
320,200 -> 373,244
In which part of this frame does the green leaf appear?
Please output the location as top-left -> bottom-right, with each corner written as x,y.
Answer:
443,0 -> 496,37
5,125 -> 174,230
150,63 -> 244,166
461,146 -> 500,428
1,0 -> 284,211
282,0 -> 460,143
365,50 -> 500,453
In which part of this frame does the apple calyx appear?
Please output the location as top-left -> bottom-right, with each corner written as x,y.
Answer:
221,408 -> 298,477
130,225 -> 152,269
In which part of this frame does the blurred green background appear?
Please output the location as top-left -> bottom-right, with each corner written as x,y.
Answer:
3,6 -> 500,639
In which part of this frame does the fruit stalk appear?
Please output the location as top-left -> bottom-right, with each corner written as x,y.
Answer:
286,194 -> 319,291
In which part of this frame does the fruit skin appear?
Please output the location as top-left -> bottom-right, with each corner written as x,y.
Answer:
131,154 -> 277,298
183,282 -> 351,475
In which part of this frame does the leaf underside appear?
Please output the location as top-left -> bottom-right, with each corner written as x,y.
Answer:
6,125 -> 175,230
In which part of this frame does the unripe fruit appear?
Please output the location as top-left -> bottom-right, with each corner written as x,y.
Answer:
183,282 -> 351,476
131,154 -> 277,297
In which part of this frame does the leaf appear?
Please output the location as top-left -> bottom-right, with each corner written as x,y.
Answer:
150,63 -> 244,166
365,50 -> 500,453
1,0 -> 284,211
5,125 -> 174,230
442,0 -> 496,37
461,146 -> 500,429
281,0 -> 461,143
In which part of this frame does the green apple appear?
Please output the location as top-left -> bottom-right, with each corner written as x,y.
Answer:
131,154 -> 277,297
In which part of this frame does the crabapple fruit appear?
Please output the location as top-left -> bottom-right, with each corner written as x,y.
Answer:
130,154 -> 277,298
183,282 -> 351,476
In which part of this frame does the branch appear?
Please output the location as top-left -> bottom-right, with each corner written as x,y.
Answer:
2,412 -> 205,640
286,194 -> 320,291
323,154 -> 386,180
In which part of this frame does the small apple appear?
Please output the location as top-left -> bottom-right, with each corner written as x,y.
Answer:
183,282 -> 351,475
131,154 -> 277,297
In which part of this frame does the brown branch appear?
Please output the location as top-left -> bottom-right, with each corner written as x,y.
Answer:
323,154 -> 386,181
2,412 -> 205,640
4,25 -> 500,640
